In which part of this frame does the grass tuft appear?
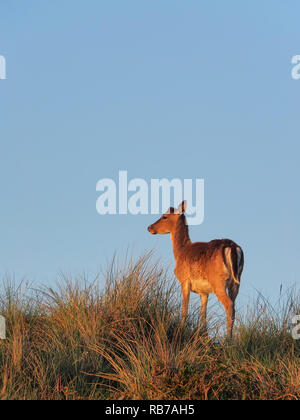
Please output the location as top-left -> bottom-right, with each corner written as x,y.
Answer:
0,254 -> 299,400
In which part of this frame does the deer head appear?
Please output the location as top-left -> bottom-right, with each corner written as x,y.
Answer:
148,201 -> 187,235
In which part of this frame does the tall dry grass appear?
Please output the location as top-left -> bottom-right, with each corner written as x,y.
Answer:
0,253 -> 299,400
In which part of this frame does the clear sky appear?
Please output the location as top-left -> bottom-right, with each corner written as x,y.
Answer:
0,1 -> 299,308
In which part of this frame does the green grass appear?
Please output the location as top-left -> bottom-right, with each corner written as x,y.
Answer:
0,253 -> 299,400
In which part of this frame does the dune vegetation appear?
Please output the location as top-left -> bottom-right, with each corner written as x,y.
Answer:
0,253 -> 299,400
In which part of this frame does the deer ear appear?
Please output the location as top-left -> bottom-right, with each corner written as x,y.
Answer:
177,200 -> 187,214
167,207 -> 175,214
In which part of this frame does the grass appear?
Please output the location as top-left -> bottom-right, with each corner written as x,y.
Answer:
0,253 -> 299,400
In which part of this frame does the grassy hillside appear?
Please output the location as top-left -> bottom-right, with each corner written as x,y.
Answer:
0,253 -> 299,400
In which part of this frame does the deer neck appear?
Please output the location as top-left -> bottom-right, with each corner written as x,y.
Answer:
170,216 -> 191,261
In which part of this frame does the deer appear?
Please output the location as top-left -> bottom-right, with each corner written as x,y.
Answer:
148,201 -> 244,338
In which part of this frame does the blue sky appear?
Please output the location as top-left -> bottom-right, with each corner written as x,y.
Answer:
0,1 -> 299,307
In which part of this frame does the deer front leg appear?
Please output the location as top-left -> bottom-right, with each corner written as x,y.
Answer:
180,281 -> 191,325
200,293 -> 209,334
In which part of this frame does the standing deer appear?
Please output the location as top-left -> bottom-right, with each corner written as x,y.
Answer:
148,201 -> 244,338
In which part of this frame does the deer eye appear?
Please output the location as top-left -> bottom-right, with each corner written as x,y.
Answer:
162,216 -> 168,220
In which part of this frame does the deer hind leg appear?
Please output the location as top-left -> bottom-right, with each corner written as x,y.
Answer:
200,293 -> 209,334
216,290 -> 234,338
180,281 -> 191,325
228,283 -> 239,328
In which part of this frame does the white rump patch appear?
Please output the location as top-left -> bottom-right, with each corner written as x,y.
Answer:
224,247 -> 231,274
224,247 -> 231,261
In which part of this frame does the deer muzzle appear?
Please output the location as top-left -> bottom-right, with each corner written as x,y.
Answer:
148,225 -> 157,234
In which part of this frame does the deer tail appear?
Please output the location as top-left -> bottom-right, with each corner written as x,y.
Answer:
223,245 -> 244,285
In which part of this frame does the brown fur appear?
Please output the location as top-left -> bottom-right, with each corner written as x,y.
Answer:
148,201 -> 244,338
